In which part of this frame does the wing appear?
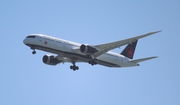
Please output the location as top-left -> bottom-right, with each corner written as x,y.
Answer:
56,54 -> 83,63
93,30 -> 161,57
56,55 -> 71,63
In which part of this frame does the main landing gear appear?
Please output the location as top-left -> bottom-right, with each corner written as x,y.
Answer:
70,63 -> 79,71
88,60 -> 97,66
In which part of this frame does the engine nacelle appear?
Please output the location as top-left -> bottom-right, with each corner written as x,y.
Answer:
42,55 -> 59,66
80,44 -> 98,55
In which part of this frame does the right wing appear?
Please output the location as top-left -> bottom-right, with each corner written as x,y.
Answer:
93,31 -> 161,57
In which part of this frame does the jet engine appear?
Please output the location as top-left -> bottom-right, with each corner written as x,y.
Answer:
80,44 -> 98,55
42,55 -> 59,65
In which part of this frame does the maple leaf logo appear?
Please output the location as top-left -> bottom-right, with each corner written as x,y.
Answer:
126,47 -> 134,58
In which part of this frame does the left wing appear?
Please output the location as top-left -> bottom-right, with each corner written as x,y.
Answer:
93,31 -> 161,57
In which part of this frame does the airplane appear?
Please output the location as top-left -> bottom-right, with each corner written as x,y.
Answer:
23,31 -> 161,71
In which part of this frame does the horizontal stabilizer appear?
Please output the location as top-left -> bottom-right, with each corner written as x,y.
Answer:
130,56 -> 158,63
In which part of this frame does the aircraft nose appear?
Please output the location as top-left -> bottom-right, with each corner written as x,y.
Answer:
23,38 -> 28,44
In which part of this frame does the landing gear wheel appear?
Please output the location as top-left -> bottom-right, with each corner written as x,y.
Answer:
76,66 -> 79,70
70,66 -> 73,69
88,60 -> 97,66
70,65 -> 79,71
32,50 -> 36,54
73,68 -> 76,71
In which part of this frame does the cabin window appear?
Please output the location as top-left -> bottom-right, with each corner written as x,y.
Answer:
26,35 -> 36,38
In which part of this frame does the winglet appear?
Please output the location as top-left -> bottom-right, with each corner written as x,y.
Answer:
133,30 -> 162,40
151,30 -> 162,34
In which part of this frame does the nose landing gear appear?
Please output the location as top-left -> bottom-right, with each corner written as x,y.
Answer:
32,50 -> 36,54
30,47 -> 36,54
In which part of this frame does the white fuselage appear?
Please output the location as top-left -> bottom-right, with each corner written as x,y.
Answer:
23,34 -> 139,67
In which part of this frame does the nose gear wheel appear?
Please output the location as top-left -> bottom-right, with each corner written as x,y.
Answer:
32,50 -> 36,54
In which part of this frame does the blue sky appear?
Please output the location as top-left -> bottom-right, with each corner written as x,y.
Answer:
1,0 -> 180,105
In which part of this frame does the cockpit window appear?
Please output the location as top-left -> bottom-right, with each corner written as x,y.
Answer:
26,35 -> 36,38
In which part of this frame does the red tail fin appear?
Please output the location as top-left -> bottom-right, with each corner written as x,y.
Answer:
121,40 -> 138,59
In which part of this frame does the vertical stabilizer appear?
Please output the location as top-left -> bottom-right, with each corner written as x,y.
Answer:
121,40 -> 138,59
